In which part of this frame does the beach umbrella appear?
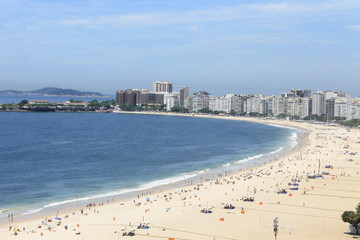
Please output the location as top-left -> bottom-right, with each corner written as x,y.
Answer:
54,217 -> 61,220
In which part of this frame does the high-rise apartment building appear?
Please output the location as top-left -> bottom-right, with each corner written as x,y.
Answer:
138,90 -> 164,105
312,91 -> 327,115
334,97 -> 347,118
152,81 -> 173,93
116,89 -> 139,106
164,92 -> 179,111
300,98 -> 312,119
190,91 -> 210,112
179,87 -> 189,108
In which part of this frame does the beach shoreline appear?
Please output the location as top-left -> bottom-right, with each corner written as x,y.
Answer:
1,113 -> 359,240
0,113 -> 304,223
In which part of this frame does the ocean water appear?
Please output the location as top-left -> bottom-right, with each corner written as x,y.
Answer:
0,112 -> 297,220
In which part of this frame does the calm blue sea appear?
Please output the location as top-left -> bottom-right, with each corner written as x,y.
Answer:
0,112 -> 297,220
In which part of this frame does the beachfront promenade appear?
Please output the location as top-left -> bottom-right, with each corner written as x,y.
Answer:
1,115 -> 359,240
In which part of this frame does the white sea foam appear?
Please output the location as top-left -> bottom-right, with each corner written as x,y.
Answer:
237,154 -> 264,163
197,168 -> 210,174
289,132 -> 298,147
270,147 -> 284,155
267,123 -> 298,130
39,132 -> 299,212
139,173 -> 197,190
37,173 -> 197,212
22,207 -> 44,216
0,209 -> 9,214
42,187 -> 140,209
43,198 -> 91,208
16,130 -> 301,218
237,158 -> 251,163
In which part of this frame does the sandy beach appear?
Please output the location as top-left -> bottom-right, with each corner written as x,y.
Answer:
1,114 -> 359,240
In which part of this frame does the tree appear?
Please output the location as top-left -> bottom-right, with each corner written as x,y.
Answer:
100,100 -> 112,109
171,106 -> 189,113
249,112 -> 259,117
333,116 -> 346,121
199,107 -> 212,114
69,99 -> 84,103
318,114 -> 327,122
341,119 -> 360,128
213,110 -> 221,115
341,203 -> 360,235
304,114 -> 319,121
120,104 -> 135,111
159,104 -> 166,111
88,100 -> 101,109
19,100 -> 28,105
18,100 -> 28,108
276,113 -> 288,119
229,110 -> 236,116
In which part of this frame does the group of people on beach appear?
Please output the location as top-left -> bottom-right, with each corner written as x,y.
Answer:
3,121 -> 360,239
7,214 -> 13,222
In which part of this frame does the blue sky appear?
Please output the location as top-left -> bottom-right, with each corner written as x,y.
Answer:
1,0 -> 360,96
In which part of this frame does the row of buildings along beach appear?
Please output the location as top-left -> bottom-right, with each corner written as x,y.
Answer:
116,81 -> 360,120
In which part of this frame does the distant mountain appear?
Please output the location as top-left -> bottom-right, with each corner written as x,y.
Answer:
0,87 -> 106,97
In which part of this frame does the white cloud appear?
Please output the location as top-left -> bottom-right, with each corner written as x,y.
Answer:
26,25 -> 39,31
248,3 -> 311,13
250,0 -> 360,13
190,24 -> 203,34
61,19 -> 91,26
314,39 -> 336,44
3,22 -> 18,28
0,58 -> 16,64
347,25 -> 360,31
58,0 -> 360,28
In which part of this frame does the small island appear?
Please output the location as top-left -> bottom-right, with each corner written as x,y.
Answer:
0,99 -> 116,112
0,87 -> 106,98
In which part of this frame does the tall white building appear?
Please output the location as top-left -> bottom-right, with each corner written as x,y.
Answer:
164,92 -> 179,111
312,91 -> 348,116
300,98 -> 311,119
272,96 -> 286,116
312,91 -> 327,115
209,94 -> 246,114
264,96 -> 275,116
245,95 -> 263,114
286,98 -> 297,117
209,96 -> 222,112
334,97 -> 348,118
347,99 -> 360,120
190,91 -> 210,112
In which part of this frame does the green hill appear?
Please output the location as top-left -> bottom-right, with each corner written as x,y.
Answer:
0,87 -> 105,97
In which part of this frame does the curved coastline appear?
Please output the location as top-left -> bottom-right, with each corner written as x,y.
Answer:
3,112 -> 359,240
0,113 -> 305,223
